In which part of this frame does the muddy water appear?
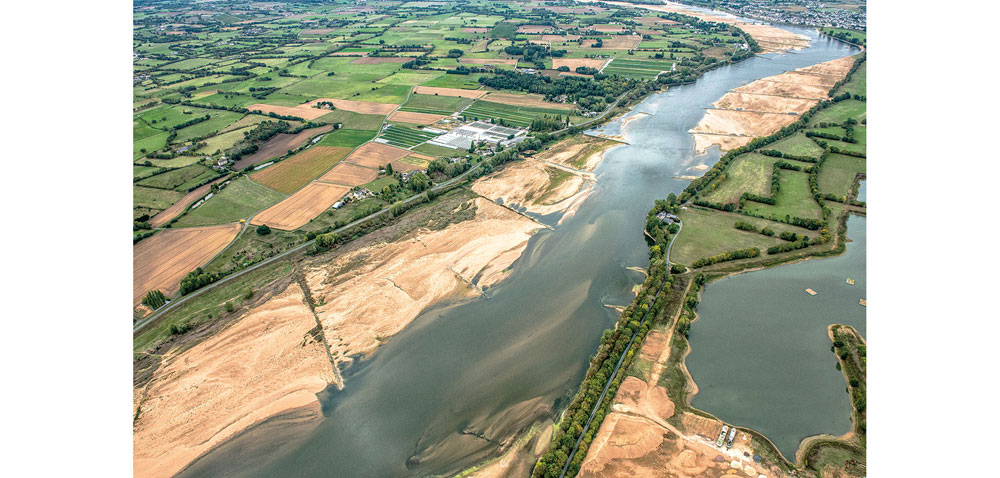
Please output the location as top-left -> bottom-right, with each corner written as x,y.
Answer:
687,215 -> 867,459
180,27 -> 857,478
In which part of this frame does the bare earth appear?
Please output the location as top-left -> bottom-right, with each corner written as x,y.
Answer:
387,110 -> 448,124
133,282 -> 337,478
133,223 -> 241,305
316,161 -> 378,185
461,58 -> 517,65
482,91 -> 576,110
413,86 -> 487,98
304,198 -> 543,365
552,58 -> 607,71
343,141 -> 412,168
303,98 -> 399,115
532,135 -> 620,172
691,56 -> 855,154
251,181 -> 350,230
472,159 -> 589,217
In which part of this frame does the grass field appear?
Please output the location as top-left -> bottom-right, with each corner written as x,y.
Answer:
315,110 -> 386,130
702,153 -> 777,204
743,170 -> 823,220
412,142 -> 461,157
672,207 -> 799,265
767,133 -> 825,158
137,164 -> 218,192
251,146 -> 352,194
173,177 -> 286,227
134,186 -> 184,219
462,100 -> 569,128
808,99 -> 867,125
398,93 -> 475,115
818,153 -> 865,198
603,58 -> 671,79
379,125 -> 440,148
316,129 -> 378,148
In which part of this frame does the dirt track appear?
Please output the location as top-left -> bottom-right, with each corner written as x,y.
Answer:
133,282 -> 337,478
133,223 -> 241,305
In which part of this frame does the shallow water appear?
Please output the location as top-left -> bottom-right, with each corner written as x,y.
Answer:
687,215 -> 867,459
180,25 -> 857,478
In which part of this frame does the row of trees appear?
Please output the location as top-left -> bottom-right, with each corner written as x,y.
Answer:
691,247 -> 760,268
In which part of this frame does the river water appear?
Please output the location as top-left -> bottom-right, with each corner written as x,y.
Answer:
180,25 -> 857,478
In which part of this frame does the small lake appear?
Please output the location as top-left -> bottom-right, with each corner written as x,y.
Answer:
686,215 -> 866,459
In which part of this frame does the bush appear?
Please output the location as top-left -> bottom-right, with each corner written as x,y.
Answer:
256,224 -> 271,236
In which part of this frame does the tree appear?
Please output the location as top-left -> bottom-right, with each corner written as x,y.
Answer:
256,224 -> 271,236
385,163 -> 394,175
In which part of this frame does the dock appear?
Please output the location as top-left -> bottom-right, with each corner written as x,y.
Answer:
805,288 -> 817,296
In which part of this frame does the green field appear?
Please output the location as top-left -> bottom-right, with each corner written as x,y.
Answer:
808,99 -> 867,125
315,110 -> 387,130
136,164 -> 218,192
134,186 -> 184,219
399,94 -> 475,115
818,153 -> 866,197
316,129 -> 378,148
767,133 -> 826,158
462,100 -> 570,128
702,153 -> 778,204
743,170 -> 823,220
379,125 -> 440,148
671,207 -> 804,266
603,58 -> 672,79
173,177 -> 286,227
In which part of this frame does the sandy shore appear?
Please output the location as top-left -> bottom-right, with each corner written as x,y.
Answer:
691,55 -> 856,154
472,159 -> 589,217
304,197 -> 543,365
133,282 -> 337,478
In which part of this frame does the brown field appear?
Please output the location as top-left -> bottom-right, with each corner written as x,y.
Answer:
149,176 -> 227,227
460,58 -> 517,65
593,24 -> 626,32
517,25 -> 553,33
582,36 -> 641,49
414,86 -> 487,98
302,98 -> 399,115
305,197 -> 542,364
247,103 -> 330,120
712,93 -> 816,114
343,141 -> 412,169
316,161 -> 378,185
133,223 -> 241,305
461,27 -> 490,33
251,181 -> 350,230
541,34 -> 581,41
329,51 -> 366,57
406,152 -> 434,162
251,146 -> 352,194
133,282 -> 337,478
387,110 -> 448,124
351,56 -> 409,64
300,28 -> 334,35
559,71 -> 590,77
232,125 -> 334,170
552,58 -> 607,71
481,92 -> 576,110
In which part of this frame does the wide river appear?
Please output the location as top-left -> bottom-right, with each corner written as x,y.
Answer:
181,25 -> 858,478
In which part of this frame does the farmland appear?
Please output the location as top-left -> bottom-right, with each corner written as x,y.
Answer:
172,177 -> 286,227
462,100 -> 574,128
378,125 -> 440,148
132,223 -> 242,305
250,145 -> 352,194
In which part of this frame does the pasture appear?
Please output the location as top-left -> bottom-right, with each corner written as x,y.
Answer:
173,177 -> 286,227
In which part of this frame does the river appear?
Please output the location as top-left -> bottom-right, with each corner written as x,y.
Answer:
180,25 -> 858,478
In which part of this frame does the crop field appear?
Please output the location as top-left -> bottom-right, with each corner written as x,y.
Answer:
413,86 -> 487,98
462,100 -> 570,127
378,125 -> 440,148
603,58 -> 673,79
173,177 -> 286,227
317,162 -> 379,186
251,146 -> 353,194
251,181 -> 351,230
316,129 -> 378,148
398,93 -> 474,116
133,223 -> 242,305
232,125 -> 334,171
341,141 -> 412,169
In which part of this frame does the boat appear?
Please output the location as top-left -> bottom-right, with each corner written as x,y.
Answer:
716,425 -> 729,447
859,298 -> 866,307
846,278 -> 855,285
805,288 -> 817,296
726,427 -> 737,449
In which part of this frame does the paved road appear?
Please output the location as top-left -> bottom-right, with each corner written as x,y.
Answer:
558,220 -> 681,478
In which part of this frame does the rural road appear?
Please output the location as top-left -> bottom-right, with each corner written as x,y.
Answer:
558,219 -> 681,478
134,88 -> 638,335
